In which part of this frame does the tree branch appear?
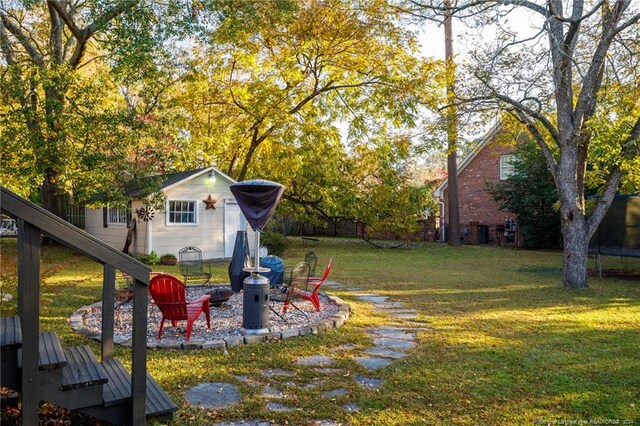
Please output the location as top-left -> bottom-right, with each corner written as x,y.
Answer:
0,13 -> 44,66
0,17 -> 15,65
586,169 -> 622,239
587,115 -> 639,238
48,1 -> 83,40
65,0 -> 139,68
47,2 -> 64,64
510,109 -> 558,180
573,0 -> 631,130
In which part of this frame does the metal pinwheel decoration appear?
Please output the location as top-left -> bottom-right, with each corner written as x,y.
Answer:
136,206 -> 155,222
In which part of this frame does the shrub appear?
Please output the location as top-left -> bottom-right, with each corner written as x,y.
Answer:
261,230 -> 290,257
160,253 -> 177,265
135,250 -> 160,265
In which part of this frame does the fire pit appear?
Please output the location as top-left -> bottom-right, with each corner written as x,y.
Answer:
207,287 -> 234,307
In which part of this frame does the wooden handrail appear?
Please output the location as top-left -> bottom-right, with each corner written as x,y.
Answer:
1,186 -> 149,425
1,187 -> 150,282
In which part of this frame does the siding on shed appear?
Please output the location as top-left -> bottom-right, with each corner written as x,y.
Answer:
84,207 -> 128,251
84,169 -> 258,260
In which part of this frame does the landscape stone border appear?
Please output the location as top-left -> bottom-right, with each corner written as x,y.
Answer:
69,293 -> 351,350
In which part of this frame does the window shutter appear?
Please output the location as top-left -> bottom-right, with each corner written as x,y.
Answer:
103,207 -> 108,228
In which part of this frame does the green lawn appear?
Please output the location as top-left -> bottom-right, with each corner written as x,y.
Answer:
1,238 -> 639,425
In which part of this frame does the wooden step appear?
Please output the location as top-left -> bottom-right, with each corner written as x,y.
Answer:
1,316 -> 22,390
1,316 -> 22,350
38,331 -> 67,370
101,358 -> 178,417
61,346 -> 108,390
38,346 -> 107,410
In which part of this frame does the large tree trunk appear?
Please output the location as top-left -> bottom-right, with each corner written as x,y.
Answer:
444,0 -> 460,246
40,170 -> 64,219
557,149 -> 589,289
561,216 -> 589,288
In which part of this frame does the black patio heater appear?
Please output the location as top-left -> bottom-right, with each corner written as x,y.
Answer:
230,179 -> 285,334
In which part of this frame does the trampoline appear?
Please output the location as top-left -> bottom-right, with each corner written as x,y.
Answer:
589,195 -> 640,276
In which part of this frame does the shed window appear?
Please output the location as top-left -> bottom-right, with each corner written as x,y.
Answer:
168,200 -> 197,224
107,207 -> 128,224
500,155 -> 515,180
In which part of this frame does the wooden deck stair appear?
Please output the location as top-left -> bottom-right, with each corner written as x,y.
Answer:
0,316 -> 177,423
1,186 -> 177,424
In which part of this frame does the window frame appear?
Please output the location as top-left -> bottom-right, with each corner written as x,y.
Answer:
107,207 -> 128,225
166,199 -> 199,226
499,154 -> 515,180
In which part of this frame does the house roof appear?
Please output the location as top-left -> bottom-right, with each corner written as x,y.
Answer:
127,166 -> 236,199
161,166 -> 236,192
433,122 -> 503,198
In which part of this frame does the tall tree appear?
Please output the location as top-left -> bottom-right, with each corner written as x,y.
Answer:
443,0 -> 461,246
0,1 -> 142,216
404,0 -> 640,288
0,1 -> 200,213
178,0 -> 441,233
182,0 -> 438,180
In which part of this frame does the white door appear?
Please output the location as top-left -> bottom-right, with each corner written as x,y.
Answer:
224,200 -> 243,257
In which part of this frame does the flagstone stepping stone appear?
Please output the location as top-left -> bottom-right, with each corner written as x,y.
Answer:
301,379 -> 326,389
375,301 -> 404,308
185,382 -> 240,409
261,385 -> 286,398
363,347 -> 408,360
313,367 -> 345,375
322,388 -> 348,398
354,375 -> 383,389
323,281 -> 345,288
343,287 -> 361,292
355,356 -> 393,371
373,338 -> 416,350
387,322 -> 431,328
329,343 -> 358,352
391,312 -> 418,319
215,421 -> 271,426
234,375 -> 261,387
267,402 -> 297,412
367,330 -> 416,341
356,295 -> 389,304
373,308 -> 417,314
296,355 -> 335,367
312,421 -> 341,426
262,368 -> 293,377
342,403 -> 360,412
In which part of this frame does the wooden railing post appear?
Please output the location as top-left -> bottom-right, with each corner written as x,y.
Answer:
102,264 -> 116,361
130,278 -> 148,424
17,219 -> 41,426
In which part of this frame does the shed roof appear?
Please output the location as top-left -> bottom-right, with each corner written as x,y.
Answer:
127,166 -> 236,199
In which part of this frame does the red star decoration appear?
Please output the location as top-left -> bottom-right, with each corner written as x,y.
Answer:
202,194 -> 217,210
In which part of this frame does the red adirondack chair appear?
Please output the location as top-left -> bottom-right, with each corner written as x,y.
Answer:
287,257 -> 333,312
149,274 -> 211,341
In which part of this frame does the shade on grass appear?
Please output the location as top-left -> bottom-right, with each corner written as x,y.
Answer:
1,238 -> 638,425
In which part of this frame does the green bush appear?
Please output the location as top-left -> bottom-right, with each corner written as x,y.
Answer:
261,230 -> 290,257
135,250 -> 160,265
160,253 -> 177,265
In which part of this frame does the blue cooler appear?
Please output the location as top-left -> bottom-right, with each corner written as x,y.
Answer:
259,255 -> 284,287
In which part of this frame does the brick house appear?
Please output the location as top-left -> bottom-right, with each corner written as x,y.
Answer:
433,123 -> 520,245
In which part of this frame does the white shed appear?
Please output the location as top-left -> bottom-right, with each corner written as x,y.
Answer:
84,167 -> 254,259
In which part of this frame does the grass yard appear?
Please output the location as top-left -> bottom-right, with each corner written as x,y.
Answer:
1,238 -> 639,425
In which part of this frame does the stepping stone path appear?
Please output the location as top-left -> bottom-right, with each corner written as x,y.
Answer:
296,355 -> 335,366
322,388 -> 348,398
185,382 -> 240,410
180,281 -> 434,426
354,356 -> 393,371
261,385 -> 285,398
